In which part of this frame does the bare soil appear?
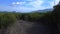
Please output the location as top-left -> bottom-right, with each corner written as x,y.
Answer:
0,20 -> 58,34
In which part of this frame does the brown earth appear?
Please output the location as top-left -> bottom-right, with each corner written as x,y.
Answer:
0,20 -> 58,34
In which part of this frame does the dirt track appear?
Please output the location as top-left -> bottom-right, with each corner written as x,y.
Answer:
0,20 -> 57,34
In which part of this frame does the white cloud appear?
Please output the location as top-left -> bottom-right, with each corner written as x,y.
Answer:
48,0 -> 60,9
2,0 -> 60,12
11,0 -> 60,12
25,0 -> 44,10
49,2 -> 54,7
55,0 -> 60,5
16,2 -> 20,4
12,2 -> 26,5
29,0 -> 43,8
12,0 -> 44,10
49,0 -> 60,6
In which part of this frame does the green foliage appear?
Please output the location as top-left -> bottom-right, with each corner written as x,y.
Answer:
0,11 -> 52,29
0,13 -> 16,29
19,12 -> 48,21
53,3 -> 60,24
28,13 -> 44,21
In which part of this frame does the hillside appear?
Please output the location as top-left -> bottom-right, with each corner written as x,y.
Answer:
31,9 -> 53,13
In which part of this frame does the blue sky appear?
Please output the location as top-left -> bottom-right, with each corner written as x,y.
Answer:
0,0 -> 60,12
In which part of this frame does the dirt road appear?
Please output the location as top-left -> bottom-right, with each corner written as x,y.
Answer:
2,20 -> 57,34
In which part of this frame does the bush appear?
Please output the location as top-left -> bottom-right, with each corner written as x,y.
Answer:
0,13 -> 16,29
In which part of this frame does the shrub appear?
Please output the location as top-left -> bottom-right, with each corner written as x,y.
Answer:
0,13 -> 16,29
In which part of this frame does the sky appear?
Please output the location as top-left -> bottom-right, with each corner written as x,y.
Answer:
0,0 -> 60,12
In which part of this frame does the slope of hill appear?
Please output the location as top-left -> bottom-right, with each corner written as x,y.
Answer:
31,9 -> 53,13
